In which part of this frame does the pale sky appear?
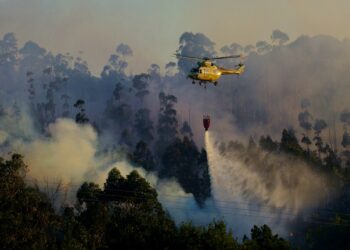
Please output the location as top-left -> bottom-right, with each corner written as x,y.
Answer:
1,0 -> 350,75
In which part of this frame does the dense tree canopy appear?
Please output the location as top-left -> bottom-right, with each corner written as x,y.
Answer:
0,153 -> 293,250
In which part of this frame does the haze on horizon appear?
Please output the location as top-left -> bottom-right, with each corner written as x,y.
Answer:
1,0 -> 350,75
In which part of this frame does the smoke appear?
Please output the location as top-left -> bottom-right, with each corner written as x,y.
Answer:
0,113 -> 99,183
205,131 -> 330,234
0,113 -> 219,226
0,131 -> 7,144
23,119 -> 98,183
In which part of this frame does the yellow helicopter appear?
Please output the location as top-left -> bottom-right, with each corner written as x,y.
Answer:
175,54 -> 245,86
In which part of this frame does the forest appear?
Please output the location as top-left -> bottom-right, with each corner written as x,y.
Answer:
1,30 -> 350,249
1,153 -> 291,249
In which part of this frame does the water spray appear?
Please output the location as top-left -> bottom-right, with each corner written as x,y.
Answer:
204,131 -> 330,234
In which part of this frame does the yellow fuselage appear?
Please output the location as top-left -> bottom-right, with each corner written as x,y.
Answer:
188,65 -> 220,82
188,61 -> 245,82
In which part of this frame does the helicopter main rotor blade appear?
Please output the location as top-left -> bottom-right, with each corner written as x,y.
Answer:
209,54 -> 242,60
174,54 -> 203,61
174,53 -> 244,61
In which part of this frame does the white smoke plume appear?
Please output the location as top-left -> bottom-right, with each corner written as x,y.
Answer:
24,119 -> 98,183
0,114 -> 219,227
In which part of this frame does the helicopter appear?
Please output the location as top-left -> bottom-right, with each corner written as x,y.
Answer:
175,53 -> 245,86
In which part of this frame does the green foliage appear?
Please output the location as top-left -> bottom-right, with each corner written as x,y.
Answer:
242,225 -> 291,250
76,182 -> 107,249
104,170 -> 177,249
302,215 -> 350,250
61,207 -> 89,250
77,182 -> 102,205
177,221 -> 238,250
0,154 -> 58,250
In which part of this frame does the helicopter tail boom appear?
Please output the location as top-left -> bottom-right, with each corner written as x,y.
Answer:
218,64 -> 245,75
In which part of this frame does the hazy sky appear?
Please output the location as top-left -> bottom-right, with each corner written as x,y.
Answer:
1,0 -> 350,75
